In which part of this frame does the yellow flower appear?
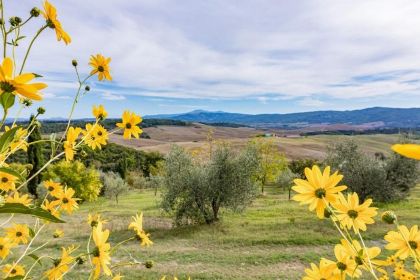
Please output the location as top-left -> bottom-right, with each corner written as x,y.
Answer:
292,165 -> 347,218
0,171 -> 17,191
43,180 -> 64,198
41,0 -> 71,45
6,224 -> 30,244
42,199 -> 60,218
339,239 -> 381,271
88,213 -> 107,228
83,124 -> 108,150
128,212 -> 144,233
112,274 -> 123,280
385,225 -> 420,259
0,237 -> 15,259
136,230 -> 153,247
55,187 -> 79,214
45,246 -> 75,280
332,192 -> 377,233
0,57 -> 47,100
53,229 -> 64,238
116,111 -> 143,139
93,105 -> 108,120
392,144 -> 420,160
64,127 -> 81,161
303,260 -> 336,280
323,243 -> 362,278
2,263 -> 25,277
5,192 -> 32,206
91,222 -> 112,279
89,54 -> 112,81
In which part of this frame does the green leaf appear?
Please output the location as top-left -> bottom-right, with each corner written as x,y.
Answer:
32,73 -> 43,78
0,203 -> 65,223
16,36 -> 26,41
0,126 -> 19,153
29,227 -> 35,238
0,92 -> 16,111
4,276 -> 24,280
27,253 -> 43,266
0,167 -> 25,182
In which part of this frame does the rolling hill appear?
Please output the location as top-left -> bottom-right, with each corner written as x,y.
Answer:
145,107 -> 420,129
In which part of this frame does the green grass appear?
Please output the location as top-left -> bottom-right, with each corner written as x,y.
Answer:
7,184 -> 420,279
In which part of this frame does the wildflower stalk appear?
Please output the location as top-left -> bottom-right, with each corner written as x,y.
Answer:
0,214 -> 14,227
110,236 -> 136,254
19,25 -> 47,74
395,220 -> 420,267
356,231 -> 377,278
0,0 -> 7,58
23,255 -> 51,280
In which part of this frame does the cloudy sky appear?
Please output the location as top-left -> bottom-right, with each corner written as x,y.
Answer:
6,0 -> 420,118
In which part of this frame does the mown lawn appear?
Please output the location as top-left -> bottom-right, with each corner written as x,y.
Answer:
8,185 -> 420,279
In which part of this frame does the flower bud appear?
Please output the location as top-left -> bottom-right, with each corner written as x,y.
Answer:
85,85 -> 90,92
381,211 -> 397,224
37,107 -> 46,115
22,98 -> 33,107
30,7 -> 40,17
323,209 -> 332,219
72,59 -> 78,67
144,260 -> 154,269
9,16 -> 22,27
76,256 -> 85,265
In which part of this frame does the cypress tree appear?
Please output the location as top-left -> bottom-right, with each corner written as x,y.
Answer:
27,115 -> 44,198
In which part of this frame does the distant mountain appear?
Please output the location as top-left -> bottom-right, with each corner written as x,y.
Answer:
144,107 -> 420,129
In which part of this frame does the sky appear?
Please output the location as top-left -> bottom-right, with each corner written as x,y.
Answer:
5,0 -> 420,118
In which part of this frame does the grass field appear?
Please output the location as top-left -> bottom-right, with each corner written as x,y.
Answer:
10,184 -> 420,279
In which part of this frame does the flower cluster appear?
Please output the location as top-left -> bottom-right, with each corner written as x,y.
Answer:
0,1 -> 153,279
294,165 -> 420,279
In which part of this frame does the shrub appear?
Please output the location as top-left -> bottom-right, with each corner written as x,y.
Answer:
44,160 -> 102,201
288,158 -> 320,178
325,140 -> 418,202
162,145 -> 259,225
277,168 -> 299,200
102,172 -> 129,204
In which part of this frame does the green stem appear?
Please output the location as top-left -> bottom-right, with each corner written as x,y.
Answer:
110,236 -> 135,254
1,0 -> 7,58
356,231 -> 377,279
6,16 -> 33,35
19,25 -> 47,74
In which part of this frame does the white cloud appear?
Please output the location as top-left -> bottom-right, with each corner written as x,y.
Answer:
101,92 -> 126,101
5,0 -> 420,104
298,97 -> 327,108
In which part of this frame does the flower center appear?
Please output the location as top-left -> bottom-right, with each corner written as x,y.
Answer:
355,256 -> 364,265
97,131 -> 103,136
90,221 -> 98,227
314,188 -> 326,198
46,19 -> 55,28
347,210 -> 359,219
10,269 -> 16,274
92,247 -> 100,257
409,240 -> 418,249
62,198 -> 69,204
97,66 -> 104,72
1,177 -> 9,183
0,81 -> 15,93
125,123 -> 132,129
16,231 -> 22,237
336,262 -> 347,271
0,245 -> 4,250
53,258 -> 61,267
48,186 -> 54,191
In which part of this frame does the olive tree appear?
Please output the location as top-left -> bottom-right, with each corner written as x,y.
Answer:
161,145 -> 259,225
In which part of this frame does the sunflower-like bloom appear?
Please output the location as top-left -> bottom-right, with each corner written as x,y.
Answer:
302,260 -> 336,280
43,180 -> 63,198
385,225 -> 420,259
5,192 -> 32,206
53,229 -> 64,238
292,166 -> 347,218
0,57 -> 47,100
392,144 -> 420,160
45,246 -> 76,280
0,237 -> 15,259
92,222 -> 112,279
0,171 -> 17,191
6,224 -> 30,244
2,263 -> 25,278
83,124 -> 108,150
41,1 -> 71,45
338,239 -> 381,272
116,111 -> 143,139
332,192 -> 377,233
54,187 -> 79,214
89,54 -> 112,81
42,199 -> 61,218
93,105 -> 108,120
64,127 -> 81,161
128,213 -> 153,247
323,244 -> 362,279
88,213 -> 108,228
5,125 -> 28,152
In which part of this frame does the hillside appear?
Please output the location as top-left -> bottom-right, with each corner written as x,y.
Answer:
145,107 -> 420,129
